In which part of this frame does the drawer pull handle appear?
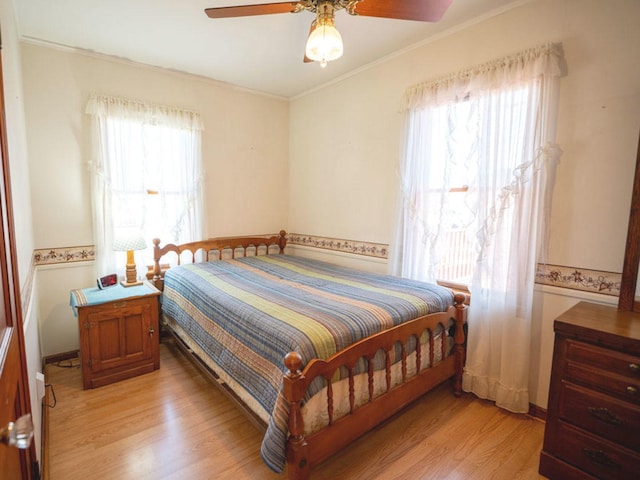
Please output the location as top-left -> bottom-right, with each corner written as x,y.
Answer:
582,448 -> 619,469
627,385 -> 638,396
631,363 -> 640,373
587,407 -> 624,426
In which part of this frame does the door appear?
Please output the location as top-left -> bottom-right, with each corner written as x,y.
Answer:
0,32 -> 37,479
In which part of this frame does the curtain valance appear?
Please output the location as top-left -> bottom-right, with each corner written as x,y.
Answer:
402,42 -> 563,111
86,94 -> 204,131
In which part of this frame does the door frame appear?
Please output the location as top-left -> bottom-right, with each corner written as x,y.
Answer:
0,28 -> 38,480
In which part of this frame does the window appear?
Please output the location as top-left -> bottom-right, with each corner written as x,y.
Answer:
436,186 -> 474,284
87,95 -> 204,278
420,86 -> 532,285
391,43 -> 564,413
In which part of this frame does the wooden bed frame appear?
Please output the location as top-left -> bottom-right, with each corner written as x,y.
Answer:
149,230 -> 467,480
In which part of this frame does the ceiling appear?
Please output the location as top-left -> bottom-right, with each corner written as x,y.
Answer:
14,0 -> 521,98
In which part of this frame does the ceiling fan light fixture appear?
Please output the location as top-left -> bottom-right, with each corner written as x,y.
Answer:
305,2 -> 343,68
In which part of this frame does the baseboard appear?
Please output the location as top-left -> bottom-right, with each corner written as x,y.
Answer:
42,350 -> 79,365
528,403 -> 547,421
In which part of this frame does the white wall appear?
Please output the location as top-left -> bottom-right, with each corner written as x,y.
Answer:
289,0 -> 640,408
36,264 -> 94,356
23,282 -> 43,466
287,244 -> 388,274
20,43 -> 290,356
0,0 -> 35,277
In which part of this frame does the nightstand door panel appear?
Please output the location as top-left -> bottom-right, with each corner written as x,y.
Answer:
123,311 -> 147,356
87,303 -> 152,374
93,316 -> 122,363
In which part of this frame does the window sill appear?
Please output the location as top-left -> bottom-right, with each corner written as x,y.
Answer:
436,280 -> 471,305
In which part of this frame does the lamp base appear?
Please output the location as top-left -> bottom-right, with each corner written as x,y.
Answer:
122,253 -> 141,287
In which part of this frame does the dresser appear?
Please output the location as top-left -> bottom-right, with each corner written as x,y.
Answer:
70,282 -> 161,389
539,301 -> 640,480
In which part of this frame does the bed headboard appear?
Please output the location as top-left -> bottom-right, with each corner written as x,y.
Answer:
148,230 -> 287,290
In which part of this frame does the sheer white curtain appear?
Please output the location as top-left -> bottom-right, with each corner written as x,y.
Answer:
391,43 -> 564,412
86,94 -> 205,278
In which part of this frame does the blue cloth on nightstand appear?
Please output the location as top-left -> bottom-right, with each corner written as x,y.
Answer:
69,282 -> 158,316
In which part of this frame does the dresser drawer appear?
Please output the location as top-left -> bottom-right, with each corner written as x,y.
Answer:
565,339 -> 640,404
565,360 -> 640,405
555,421 -> 640,480
566,340 -> 640,379
559,382 -> 640,451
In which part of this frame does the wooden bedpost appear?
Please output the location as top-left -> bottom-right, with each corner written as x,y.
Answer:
283,351 -> 310,480
151,238 -> 163,291
452,293 -> 467,397
278,230 -> 287,254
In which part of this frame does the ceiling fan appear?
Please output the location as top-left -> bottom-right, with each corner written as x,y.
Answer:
204,0 -> 453,67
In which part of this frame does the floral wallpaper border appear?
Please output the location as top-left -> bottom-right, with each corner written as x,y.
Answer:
33,245 -> 96,266
535,263 -> 621,297
288,233 -> 622,297
288,233 -> 389,259
31,239 -> 622,297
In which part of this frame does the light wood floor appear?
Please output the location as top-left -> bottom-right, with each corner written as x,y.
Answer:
45,339 -> 547,480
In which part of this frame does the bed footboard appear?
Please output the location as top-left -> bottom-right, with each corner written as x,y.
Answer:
283,293 -> 467,480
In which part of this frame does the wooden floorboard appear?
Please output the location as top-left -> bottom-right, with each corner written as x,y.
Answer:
45,338 -> 547,479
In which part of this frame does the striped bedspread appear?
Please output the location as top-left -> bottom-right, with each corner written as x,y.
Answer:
161,254 -> 454,473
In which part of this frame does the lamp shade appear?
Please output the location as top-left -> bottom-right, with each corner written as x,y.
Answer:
113,232 -> 147,287
113,234 -> 147,252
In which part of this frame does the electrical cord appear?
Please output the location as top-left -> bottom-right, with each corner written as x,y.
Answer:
44,358 -> 79,408
52,359 -> 80,369
44,383 -> 57,408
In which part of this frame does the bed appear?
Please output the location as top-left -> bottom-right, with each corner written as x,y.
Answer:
149,230 -> 467,480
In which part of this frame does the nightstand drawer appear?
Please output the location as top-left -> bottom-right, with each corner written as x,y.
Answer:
559,382 -> 640,451
555,421 -> 640,480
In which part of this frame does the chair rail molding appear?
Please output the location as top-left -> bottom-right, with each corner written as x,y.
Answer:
33,245 -> 95,266
32,239 -> 622,297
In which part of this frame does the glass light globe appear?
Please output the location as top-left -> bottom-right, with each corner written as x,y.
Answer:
305,23 -> 343,68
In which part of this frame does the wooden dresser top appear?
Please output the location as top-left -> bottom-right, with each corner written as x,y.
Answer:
554,301 -> 640,352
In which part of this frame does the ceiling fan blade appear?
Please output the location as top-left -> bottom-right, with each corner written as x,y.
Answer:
205,2 -> 300,19
353,0 -> 453,22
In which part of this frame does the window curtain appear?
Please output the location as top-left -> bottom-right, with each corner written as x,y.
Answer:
390,43 -> 564,412
86,94 -> 205,277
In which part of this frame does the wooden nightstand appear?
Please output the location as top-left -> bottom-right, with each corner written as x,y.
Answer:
70,282 -> 161,389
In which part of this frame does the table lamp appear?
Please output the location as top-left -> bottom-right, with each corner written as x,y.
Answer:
113,233 -> 147,287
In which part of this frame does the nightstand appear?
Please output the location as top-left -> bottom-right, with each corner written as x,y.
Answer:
70,282 -> 161,389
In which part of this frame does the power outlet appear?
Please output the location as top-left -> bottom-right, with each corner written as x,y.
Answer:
36,372 -> 45,401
